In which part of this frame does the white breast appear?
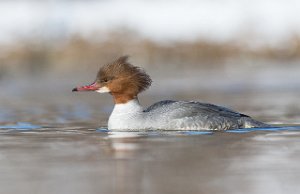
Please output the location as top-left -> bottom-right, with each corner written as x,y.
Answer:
108,99 -> 145,130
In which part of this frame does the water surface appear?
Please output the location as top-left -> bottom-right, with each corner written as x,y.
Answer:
0,122 -> 300,194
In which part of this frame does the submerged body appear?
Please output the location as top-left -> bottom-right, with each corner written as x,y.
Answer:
108,99 -> 269,130
73,56 -> 269,130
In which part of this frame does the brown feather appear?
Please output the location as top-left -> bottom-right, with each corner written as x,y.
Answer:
96,56 -> 152,103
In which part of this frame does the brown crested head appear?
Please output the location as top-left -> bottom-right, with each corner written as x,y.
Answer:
95,56 -> 152,103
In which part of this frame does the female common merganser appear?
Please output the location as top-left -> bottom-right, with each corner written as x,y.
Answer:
72,56 -> 269,130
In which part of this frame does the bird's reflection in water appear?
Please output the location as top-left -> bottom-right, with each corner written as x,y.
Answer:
104,131 -> 147,194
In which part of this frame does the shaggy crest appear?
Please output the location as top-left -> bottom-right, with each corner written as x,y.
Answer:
96,56 -> 152,94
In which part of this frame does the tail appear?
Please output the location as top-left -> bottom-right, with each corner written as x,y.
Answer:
242,117 -> 272,128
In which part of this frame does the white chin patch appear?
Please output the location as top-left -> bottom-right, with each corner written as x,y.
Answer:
96,86 -> 110,93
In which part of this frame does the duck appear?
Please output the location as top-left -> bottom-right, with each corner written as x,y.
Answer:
72,56 -> 269,130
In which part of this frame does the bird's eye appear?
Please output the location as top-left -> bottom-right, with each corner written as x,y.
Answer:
101,76 -> 115,83
101,78 -> 108,83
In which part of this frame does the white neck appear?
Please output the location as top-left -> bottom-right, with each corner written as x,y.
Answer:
111,99 -> 143,114
108,99 -> 144,130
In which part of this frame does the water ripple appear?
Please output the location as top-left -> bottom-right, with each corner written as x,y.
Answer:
226,126 -> 300,133
0,122 -> 41,131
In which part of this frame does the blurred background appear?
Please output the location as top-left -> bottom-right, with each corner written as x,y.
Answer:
1,0 -> 300,125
